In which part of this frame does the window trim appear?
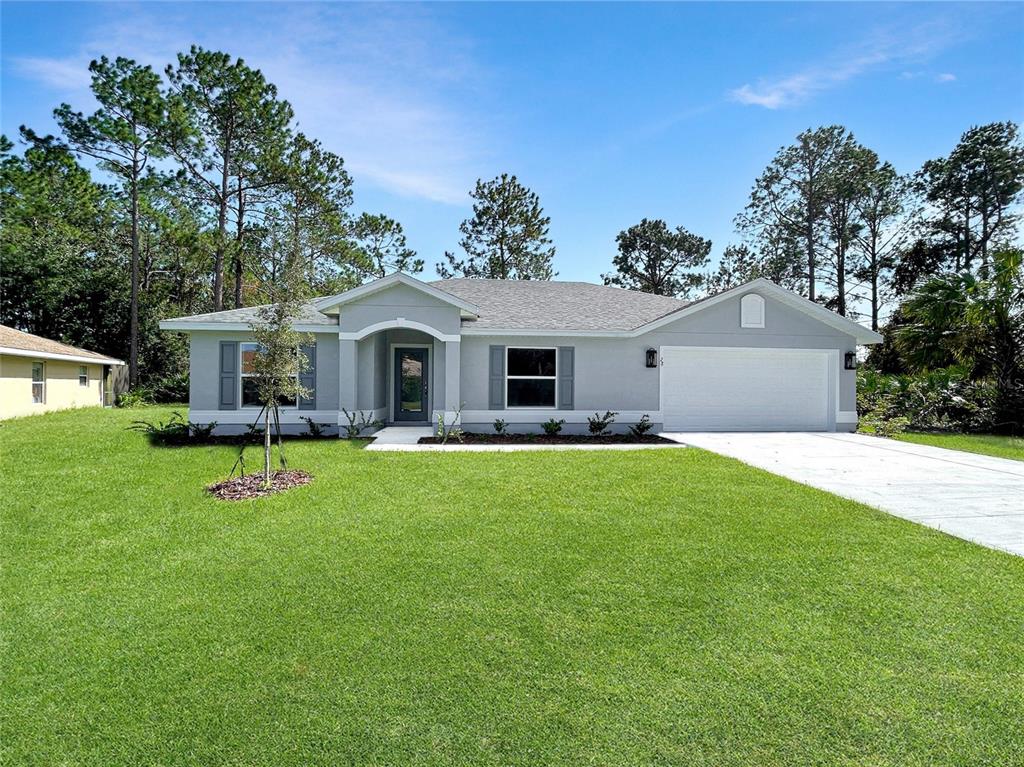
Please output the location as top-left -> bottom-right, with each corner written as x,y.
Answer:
79,365 -> 89,387
505,346 -> 558,409
239,342 -> 299,409
31,361 -> 46,404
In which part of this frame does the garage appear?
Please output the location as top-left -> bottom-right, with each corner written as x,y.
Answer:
661,347 -> 833,431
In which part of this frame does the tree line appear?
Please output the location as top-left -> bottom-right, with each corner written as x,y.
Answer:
1,46 -> 1020,419
2,49 -> 421,387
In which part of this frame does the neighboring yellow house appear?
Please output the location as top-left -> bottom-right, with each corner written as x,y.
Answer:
0,325 -> 125,420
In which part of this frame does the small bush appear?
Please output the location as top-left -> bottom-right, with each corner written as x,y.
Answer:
857,366 -> 997,433
493,418 -> 507,435
341,409 -> 382,439
541,418 -> 565,436
300,417 -> 330,438
116,389 -> 152,409
629,414 -> 654,438
436,409 -> 465,445
149,373 -> 189,404
128,411 -> 217,445
587,410 -> 618,436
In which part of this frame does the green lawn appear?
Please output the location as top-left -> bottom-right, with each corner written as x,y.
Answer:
2,407 -> 1022,767
894,431 -> 1024,462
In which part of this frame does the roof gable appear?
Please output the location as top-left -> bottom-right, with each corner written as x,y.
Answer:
314,273 -> 480,317
633,278 -> 883,344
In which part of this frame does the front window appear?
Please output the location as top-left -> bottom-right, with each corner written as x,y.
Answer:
79,365 -> 88,386
32,362 -> 45,403
240,342 -> 298,408
506,347 -> 557,408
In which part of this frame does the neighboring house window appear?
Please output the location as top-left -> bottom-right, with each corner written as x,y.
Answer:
506,347 -> 557,408
741,294 -> 765,328
240,342 -> 297,408
79,365 -> 89,386
32,362 -> 45,403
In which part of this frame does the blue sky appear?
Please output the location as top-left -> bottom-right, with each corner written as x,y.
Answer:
3,2 -> 1022,282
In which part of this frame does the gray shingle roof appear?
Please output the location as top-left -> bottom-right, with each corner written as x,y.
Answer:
431,279 -> 689,331
163,302 -> 337,326
163,279 -> 689,333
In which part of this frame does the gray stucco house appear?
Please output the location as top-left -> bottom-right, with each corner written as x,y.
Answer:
159,272 -> 882,435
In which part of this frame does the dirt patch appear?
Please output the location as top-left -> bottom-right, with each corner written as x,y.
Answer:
207,470 -> 313,501
419,433 -> 673,445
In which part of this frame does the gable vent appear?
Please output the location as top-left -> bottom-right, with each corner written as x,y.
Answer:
740,294 -> 765,328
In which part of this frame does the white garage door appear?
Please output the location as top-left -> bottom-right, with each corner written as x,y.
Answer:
661,347 -> 832,431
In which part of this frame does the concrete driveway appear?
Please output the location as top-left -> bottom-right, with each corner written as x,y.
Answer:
665,432 -> 1024,557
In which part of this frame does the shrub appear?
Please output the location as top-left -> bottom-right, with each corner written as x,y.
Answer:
436,408 -> 465,445
857,366 -> 997,433
341,409 -> 382,439
149,373 -> 189,404
128,411 -> 217,445
300,417 -> 330,438
116,388 -> 152,409
541,418 -> 565,436
493,418 -> 507,435
629,414 -> 654,438
587,410 -> 618,436
188,421 -> 217,441
874,415 -> 910,438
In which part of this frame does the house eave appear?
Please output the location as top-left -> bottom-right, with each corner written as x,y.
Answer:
159,321 -> 339,333
0,345 -> 125,366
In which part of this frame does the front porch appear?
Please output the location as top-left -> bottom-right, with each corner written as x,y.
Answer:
338,325 -> 461,428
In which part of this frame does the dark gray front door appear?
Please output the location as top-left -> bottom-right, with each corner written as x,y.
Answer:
394,347 -> 428,422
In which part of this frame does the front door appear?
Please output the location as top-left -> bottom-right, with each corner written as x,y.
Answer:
394,347 -> 428,422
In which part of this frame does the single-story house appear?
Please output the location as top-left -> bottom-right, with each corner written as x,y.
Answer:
160,273 -> 882,435
0,325 -> 125,420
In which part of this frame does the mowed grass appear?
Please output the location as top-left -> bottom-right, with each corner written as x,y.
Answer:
894,431 -> 1024,462
2,407 -> 1022,767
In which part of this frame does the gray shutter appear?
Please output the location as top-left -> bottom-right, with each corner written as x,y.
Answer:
558,347 -> 574,410
298,343 -> 316,410
219,341 -> 238,410
488,345 -> 505,409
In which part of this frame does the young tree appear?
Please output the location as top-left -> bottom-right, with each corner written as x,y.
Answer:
164,47 -> 294,310
53,56 -> 170,385
737,125 -> 856,301
437,173 -> 555,280
352,213 -> 423,278
601,218 -> 711,298
247,257 -> 312,485
917,122 -> 1024,272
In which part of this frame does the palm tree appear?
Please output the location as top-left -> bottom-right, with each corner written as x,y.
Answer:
897,248 -> 1023,434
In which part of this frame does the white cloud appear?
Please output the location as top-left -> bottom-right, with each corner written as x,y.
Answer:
11,56 -> 92,92
936,72 -> 957,83
729,18 -> 965,109
8,4 -> 493,205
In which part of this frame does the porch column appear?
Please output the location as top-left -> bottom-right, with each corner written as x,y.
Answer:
444,340 -> 461,413
338,338 -> 358,413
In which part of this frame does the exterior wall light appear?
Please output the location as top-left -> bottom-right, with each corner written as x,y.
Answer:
844,352 -> 858,370
646,348 -> 658,368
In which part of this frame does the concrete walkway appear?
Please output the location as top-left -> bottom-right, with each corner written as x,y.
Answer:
667,432 -> 1024,557
365,426 -> 687,452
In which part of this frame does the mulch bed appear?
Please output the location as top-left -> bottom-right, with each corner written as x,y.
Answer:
419,433 -> 674,445
207,470 -> 313,501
